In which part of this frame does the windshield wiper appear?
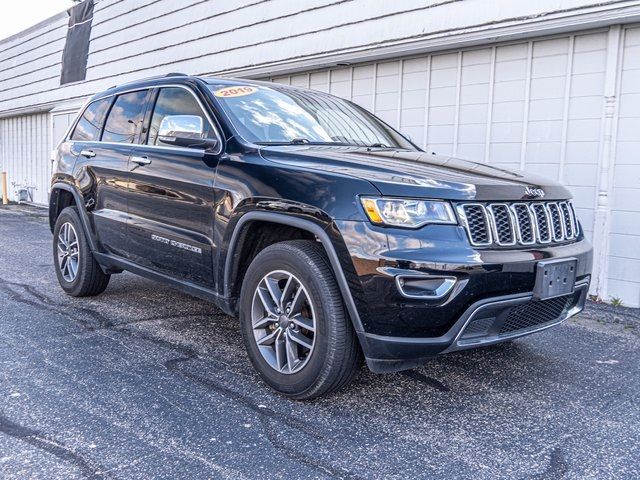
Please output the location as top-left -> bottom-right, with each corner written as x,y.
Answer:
256,139 -> 349,146
366,143 -> 389,148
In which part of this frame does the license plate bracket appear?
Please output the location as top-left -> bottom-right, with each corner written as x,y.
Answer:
533,258 -> 577,300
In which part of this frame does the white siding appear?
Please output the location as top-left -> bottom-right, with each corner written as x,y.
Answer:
608,26 -> 640,306
0,113 -> 51,205
1,0 -> 638,114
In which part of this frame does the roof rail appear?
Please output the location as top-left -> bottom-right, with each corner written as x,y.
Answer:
105,72 -> 189,90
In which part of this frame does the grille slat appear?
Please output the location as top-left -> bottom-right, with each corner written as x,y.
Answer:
511,203 -> 535,244
460,204 -> 492,246
559,202 -> 576,239
547,203 -> 564,241
459,201 -> 578,247
530,203 -> 552,243
487,204 -> 515,245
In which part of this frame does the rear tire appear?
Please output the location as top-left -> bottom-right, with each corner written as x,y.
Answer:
53,206 -> 110,297
239,240 -> 362,400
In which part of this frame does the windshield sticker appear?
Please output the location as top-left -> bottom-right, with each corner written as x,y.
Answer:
214,86 -> 257,98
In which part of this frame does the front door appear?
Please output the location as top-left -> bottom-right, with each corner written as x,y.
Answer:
126,86 -> 221,288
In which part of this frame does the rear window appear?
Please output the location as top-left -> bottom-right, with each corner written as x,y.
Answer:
102,90 -> 149,143
70,98 -> 111,141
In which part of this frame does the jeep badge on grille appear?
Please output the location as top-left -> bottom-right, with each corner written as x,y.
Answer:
525,186 -> 545,198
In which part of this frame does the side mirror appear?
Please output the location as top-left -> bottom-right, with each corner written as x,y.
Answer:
157,115 -> 219,151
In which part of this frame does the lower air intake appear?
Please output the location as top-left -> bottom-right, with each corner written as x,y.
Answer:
499,295 -> 571,335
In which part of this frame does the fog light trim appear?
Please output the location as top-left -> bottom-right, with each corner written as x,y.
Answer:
395,275 -> 457,300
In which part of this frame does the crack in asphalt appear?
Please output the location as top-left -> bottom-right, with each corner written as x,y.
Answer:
0,277 -> 362,479
0,412 -> 110,479
119,328 -> 365,479
0,280 -> 114,330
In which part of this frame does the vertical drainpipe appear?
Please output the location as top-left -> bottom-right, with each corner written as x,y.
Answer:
592,25 -> 623,300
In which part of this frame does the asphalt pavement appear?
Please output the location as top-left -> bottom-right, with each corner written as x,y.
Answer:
0,205 -> 638,479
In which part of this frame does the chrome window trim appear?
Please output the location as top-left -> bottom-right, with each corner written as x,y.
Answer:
457,203 -> 493,247
486,203 -> 517,246
510,202 -> 536,246
529,202 -> 553,244
67,139 -> 205,156
65,84 -> 223,156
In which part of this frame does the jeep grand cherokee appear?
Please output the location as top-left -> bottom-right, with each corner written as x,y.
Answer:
49,74 -> 593,399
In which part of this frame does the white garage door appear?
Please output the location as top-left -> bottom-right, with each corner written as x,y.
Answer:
0,113 -> 51,205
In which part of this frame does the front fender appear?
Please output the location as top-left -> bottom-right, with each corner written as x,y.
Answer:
222,210 -> 366,337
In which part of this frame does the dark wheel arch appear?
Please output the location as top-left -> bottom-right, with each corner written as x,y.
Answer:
224,212 -> 365,336
49,183 -> 98,252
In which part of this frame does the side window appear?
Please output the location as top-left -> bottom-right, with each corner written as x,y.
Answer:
147,87 -> 216,146
102,90 -> 149,143
70,98 -> 111,141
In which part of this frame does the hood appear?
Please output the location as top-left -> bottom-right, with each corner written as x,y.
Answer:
260,146 -> 571,201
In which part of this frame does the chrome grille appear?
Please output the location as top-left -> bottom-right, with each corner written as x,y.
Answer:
530,203 -> 552,243
487,204 -> 515,245
457,201 -> 579,247
560,202 -> 575,238
511,203 -> 535,244
461,204 -> 492,245
547,203 -> 564,241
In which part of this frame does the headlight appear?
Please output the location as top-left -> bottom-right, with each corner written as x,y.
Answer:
360,197 -> 456,228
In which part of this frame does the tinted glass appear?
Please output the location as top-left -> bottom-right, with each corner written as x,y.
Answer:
147,87 -> 216,146
209,84 -> 414,149
102,90 -> 149,143
70,98 -> 111,141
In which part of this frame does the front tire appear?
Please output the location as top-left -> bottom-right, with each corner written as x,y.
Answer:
240,240 -> 362,400
53,206 -> 110,297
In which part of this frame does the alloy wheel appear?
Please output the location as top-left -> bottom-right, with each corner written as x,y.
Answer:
251,270 -> 316,374
57,222 -> 80,282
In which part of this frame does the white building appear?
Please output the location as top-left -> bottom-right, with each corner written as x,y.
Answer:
1,0 -> 639,306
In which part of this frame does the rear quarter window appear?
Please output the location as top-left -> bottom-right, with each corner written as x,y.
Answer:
70,98 -> 111,141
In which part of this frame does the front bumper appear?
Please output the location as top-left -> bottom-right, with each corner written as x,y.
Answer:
334,220 -> 593,373
359,278 -> 589,372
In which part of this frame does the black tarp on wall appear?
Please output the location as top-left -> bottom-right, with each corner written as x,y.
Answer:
60,0 -> 94,85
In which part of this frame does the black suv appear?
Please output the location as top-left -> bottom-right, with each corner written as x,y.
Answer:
50,74 -> 592,399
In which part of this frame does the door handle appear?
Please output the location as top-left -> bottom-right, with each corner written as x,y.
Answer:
131,155 -> 151,166
80,149 -> 96,158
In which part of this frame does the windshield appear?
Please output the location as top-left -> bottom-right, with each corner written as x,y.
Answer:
209,84 -> 415,149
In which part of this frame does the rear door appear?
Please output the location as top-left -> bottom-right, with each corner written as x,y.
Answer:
79,89 -> 151,257
127,86 -> 221,287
